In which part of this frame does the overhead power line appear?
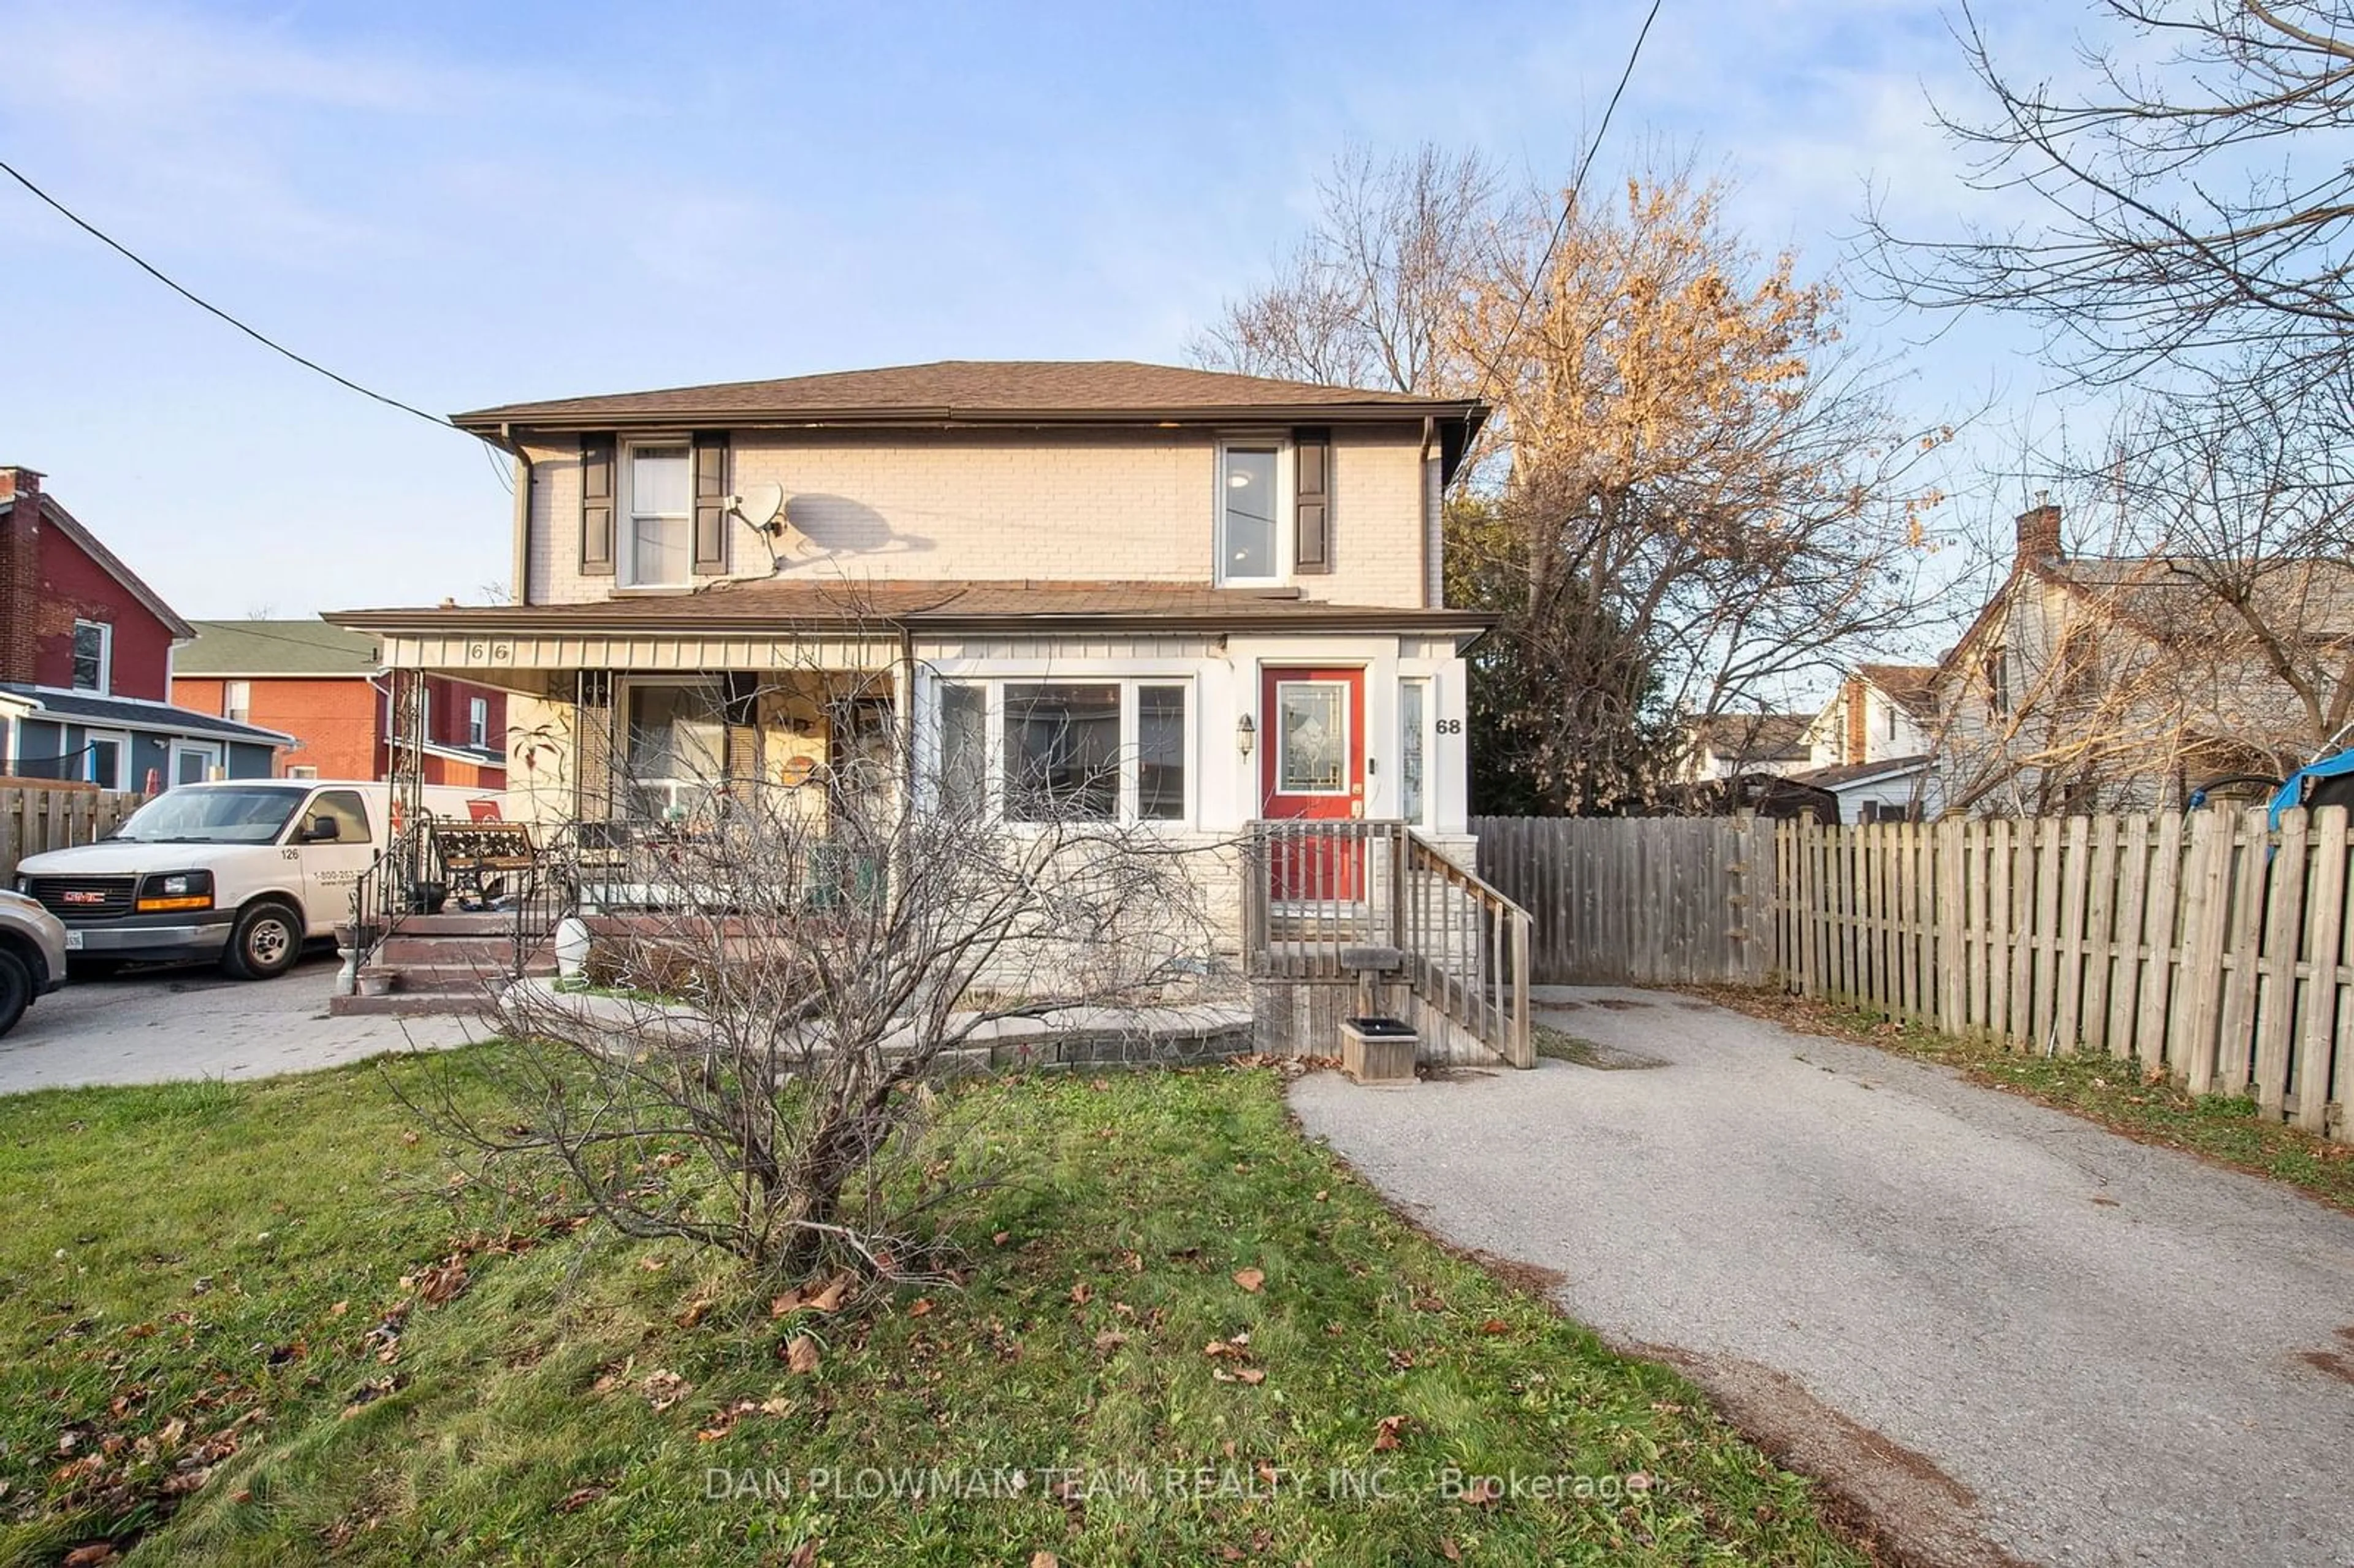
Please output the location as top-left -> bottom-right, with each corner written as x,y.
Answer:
0,156 -> 460,435
1454,0 -> 1665,485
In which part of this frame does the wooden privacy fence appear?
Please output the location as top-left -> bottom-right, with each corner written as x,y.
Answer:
0,782 -> 147,885
1777,809 -> 2354,1141
1471,815 -> 1773,986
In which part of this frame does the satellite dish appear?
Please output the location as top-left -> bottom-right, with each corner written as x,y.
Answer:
729,481 -> 788,534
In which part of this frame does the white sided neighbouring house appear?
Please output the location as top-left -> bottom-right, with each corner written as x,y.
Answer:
329,361 -> 1533,1065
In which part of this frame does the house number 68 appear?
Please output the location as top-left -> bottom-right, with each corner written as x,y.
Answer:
1436,718 -> 1463,735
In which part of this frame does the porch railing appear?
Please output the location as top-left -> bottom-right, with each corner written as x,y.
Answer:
1242,819 -> 1534,1068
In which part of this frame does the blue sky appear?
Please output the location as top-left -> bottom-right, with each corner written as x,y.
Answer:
1,0 -> 2073,620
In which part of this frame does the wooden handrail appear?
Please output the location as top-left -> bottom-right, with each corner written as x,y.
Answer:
1241,820 -> 1534,1068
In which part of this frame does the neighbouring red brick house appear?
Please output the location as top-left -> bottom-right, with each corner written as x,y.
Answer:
0,466 -> 288,787
171,619 -> 507,788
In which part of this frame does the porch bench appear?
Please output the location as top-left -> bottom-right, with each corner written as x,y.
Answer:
429,821 -> 539,907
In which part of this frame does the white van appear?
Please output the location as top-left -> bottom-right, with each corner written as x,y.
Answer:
15,779 -> 393,979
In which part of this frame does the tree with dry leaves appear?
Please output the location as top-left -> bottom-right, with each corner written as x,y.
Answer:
416,655 -> 1222,1287
1466,172 -> 1954,811
1198,151 -> 1952,812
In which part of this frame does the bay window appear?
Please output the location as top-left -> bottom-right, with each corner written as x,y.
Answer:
935,679 -> 1189,824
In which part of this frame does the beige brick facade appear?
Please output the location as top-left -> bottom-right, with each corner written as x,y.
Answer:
522,424 -> 1436,610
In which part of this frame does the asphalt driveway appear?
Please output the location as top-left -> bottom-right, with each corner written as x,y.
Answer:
0,954 -> 478,1094
1290,987 -> 2354,1568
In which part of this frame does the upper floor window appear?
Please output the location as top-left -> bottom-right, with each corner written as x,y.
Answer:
1986,645 -> 2010,715
624,443 -> 693,587
223,680 -> 252,725
70,620 -> 110,693
1217,442 -> 1287,585
468,696 -> 490,748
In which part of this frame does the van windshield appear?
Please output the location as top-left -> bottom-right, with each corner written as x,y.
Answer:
113,785 -> 309,845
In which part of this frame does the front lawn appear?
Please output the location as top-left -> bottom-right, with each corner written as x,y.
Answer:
1,1051 -> 1862,1566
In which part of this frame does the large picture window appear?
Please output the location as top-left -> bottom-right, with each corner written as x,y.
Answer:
935,679 -> 1190,825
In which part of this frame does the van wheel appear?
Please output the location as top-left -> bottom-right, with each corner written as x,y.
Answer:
0,949 -> 29,1037
223,901 -> 303,980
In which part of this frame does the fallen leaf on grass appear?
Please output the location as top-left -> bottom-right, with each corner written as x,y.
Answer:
1092,1330 -> 1129,1353
1411,1293 -> 1446,1312
1030,1553 -> 1061,1568
770,1274 -> 854,1318
1373,1414 -> 1409,1452
399,1131 -> 421,1147
554,1486 -> 606,1513
1479,1318 -> 1510,1334
1068,1279 -> 1093,1306
787,1542 -> 821,1568
61,1545 -> 118,1567
641,1369 -> 690,1412
676,1298 -> 714,1329
1232,1268 -> 1265,1294
907,1297 -> 934,1317
783,1334 -> 822,1375
1463,1475 -> 1502,1505
1439,1537 -> 1462,1561
416,1260 -> 468,1306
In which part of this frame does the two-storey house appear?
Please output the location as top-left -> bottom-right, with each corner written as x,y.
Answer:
328,362 -> 1489,920
172,619 -> 508,788
0,466 -> 288,788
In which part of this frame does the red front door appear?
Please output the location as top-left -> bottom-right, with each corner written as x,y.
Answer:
1260,668 -> 1365,900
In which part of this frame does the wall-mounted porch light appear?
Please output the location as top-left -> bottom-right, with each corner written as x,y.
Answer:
1235,713 -> 1256,758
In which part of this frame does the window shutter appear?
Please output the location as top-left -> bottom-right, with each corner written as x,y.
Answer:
1293,427 -> 1331,574
579,434 -> 616,576
693,431 -> 730,574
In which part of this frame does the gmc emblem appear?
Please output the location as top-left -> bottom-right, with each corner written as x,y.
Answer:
60,890 -> 106,905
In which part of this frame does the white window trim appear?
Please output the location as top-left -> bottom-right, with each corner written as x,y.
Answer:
71,619 -> 113,695
170,739 -> 222,786
285,764 -> 320,780
468,696 -> 490,749
223,679 -> 252,725
82,728 -> 129,790
933,676 -> 1195,829
1400,676 -> 1433,828
620,436 -> 695,590
1214,438 -> 1293,588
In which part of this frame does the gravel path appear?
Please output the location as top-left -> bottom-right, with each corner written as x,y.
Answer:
1289,986 -> 2354,1568
0,954 -> 477,1094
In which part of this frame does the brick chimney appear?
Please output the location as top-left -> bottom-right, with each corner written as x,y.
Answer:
0,466 -> 43,685
2016,492 -> 2063,565
1843,675 -> 1868,764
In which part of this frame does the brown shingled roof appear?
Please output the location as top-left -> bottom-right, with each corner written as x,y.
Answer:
1857,663 -> 1939,720
327,578 -> 1491,636
454,360 -> 1481,430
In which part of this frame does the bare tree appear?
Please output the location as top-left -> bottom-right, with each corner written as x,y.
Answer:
1869,1 -> 2354,402
416,657 -> 1223,1287
1188,142 -> 1511,395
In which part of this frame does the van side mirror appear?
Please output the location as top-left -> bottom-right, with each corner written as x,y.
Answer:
303,815 -> 340,843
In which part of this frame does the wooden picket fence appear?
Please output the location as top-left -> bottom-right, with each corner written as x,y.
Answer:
1472,815 -> 1773,986
0,781 -> 148,885
1775,808 -> 2354,1141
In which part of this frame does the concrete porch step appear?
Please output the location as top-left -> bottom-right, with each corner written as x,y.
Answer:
375,934 -> 552,968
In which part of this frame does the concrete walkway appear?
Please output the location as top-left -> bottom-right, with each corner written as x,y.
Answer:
0,954 -> 478,1094
1289,986 -> 2354,1568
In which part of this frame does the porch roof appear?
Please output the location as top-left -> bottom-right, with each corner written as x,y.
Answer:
327,579 -> 1495,637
